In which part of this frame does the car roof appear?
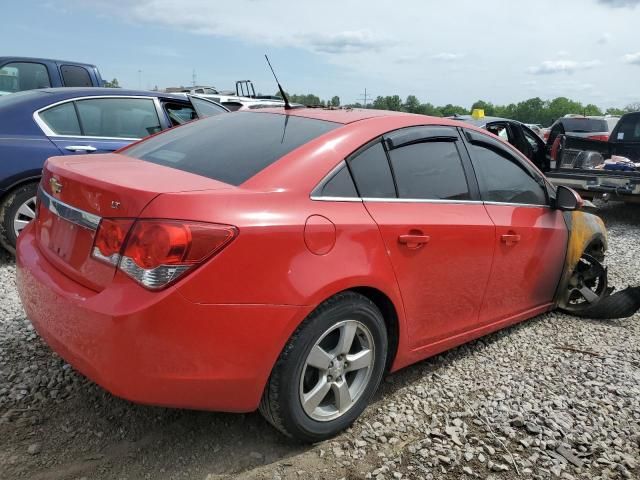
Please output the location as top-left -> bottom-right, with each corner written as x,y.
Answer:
0,56 -> 98,68
452,115 -> 524,127
1,87 -> 190,105
250,107 -> 426,125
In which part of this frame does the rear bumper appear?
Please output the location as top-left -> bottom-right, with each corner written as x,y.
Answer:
547,170 -> 640,198
16,224 -> 309,412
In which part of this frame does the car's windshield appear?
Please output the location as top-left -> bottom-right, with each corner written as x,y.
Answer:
124,112 -> 340,185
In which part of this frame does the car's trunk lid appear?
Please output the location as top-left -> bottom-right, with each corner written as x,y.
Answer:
36,154 -> 232,292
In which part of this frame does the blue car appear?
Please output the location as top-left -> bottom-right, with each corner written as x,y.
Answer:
0,87 -> 228,252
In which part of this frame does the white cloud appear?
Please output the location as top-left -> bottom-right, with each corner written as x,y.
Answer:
598,0 -> 640,6
431,53 -> 464,61
597,32 -> 612,44
527,60 -> 601,75
300,31 -> 387,54
623,52 -> 640,65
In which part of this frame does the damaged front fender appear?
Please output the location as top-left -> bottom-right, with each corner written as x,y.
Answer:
555,211 -> 608,310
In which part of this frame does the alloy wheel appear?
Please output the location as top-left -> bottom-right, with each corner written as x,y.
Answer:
299,320 -> 374,422
564,253 -> 608,312
13,196 -> 37,238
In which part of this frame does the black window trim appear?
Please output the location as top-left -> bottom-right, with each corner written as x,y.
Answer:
33,95 -> 165,140
461,128 -> 551,208
0,61 -> 52,92
309,160 -> 362,202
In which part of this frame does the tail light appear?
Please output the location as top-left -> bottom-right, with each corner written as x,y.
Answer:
92,219 -> 237,289
587,134 -> 609,141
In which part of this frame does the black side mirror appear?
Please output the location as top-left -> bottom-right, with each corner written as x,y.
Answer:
555,185 -> 583,211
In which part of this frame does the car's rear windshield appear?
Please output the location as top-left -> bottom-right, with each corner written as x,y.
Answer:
124,112 -> 340,185
612,114 -> 640,142
563,118 -> 608,133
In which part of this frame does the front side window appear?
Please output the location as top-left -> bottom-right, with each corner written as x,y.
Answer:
388,141 -> 470,200
75,98 -> 161,138
60,65 -> 92,87
348,142 -> 396,198
124,112 -> 339,186
468,143 -> 547,205
39,102 -> 81,135
0,62 -> 51,94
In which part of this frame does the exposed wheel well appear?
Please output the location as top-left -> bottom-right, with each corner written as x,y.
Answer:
0,177 -> 41,203
350,286 -> 400,372
585,237 -> 606,262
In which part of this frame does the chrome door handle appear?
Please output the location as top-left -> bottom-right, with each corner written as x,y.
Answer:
501,233 -> 521,246
65,145 -> 97,152
398,233 -> 430,249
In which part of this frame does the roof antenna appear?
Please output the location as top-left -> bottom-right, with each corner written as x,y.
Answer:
265,54 -> 293,110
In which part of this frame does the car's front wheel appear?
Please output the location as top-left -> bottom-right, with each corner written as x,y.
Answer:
0,182 -> 38,254
260,292 -> 388,442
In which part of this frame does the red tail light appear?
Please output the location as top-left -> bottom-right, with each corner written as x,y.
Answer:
587,134 -> 609,141
92,219 -> 237,289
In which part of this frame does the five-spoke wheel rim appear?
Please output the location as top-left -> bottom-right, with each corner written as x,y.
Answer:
13,196 -> 37,238
299,319 -> 375,422
564,253 -> 608,312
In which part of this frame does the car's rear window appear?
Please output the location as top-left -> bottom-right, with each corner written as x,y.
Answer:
124,112 -> 340,185
563,118 -> 608,133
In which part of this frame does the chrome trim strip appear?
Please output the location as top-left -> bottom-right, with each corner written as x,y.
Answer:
33,95 -> 158,139
483,201 -> 550,209
362,197 -> 484,205
309,196 -> 362,202
37,187 -> 101,231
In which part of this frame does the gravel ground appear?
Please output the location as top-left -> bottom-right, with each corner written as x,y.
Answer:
0,202 -> 638,480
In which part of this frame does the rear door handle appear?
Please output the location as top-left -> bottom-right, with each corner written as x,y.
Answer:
398,233 -> 430,249
501,233 -> 521,246
65,145 -> 97,152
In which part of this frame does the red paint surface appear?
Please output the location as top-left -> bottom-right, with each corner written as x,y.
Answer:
16,110 -> 571,412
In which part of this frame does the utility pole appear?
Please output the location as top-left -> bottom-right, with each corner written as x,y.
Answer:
192,69 -> 197,87
137,69 -> 142,90
357,88 -> 372,108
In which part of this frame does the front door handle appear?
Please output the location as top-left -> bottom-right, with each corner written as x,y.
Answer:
65,145 -> 97,152
501,233 -> 521,246
398,233 -> 430,249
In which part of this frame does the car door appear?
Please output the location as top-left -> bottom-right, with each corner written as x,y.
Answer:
348,127 -> 496,349
462,129 -> 568,325
37,97 -> 162,155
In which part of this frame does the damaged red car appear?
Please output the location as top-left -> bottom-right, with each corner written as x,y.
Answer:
16,108 -> 608,442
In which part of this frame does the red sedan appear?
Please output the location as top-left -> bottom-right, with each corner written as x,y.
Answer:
16,108 -> 607,442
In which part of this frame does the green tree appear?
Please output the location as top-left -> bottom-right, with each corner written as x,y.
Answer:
403,95 -> 421,113
625,102 -> 640,112
606,107 -> 626,116
330,96 -> 340,107
439,104 -> 468,117
104,78 -> 120,88
471,100 -> 495,116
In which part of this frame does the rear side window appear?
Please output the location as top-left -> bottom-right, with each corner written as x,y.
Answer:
60,65 -> 93,87
468,144 -> 547,205
0,62 -> 51,93
124,112 -> 339,186
613,115 -> 640,142
348,142 -> 396,198
319,164 -> 358,197
75,98 -> 161,138
39,102 -> 81,135
388,141 -> 470,200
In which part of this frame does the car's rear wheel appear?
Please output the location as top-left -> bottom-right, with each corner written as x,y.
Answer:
260,291 -> 387,442
0,182 -> 38,254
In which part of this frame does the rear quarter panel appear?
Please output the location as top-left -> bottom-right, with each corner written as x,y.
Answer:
0,135 -> 61,193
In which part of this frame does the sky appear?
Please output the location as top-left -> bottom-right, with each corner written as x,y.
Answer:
5,0 -> 640,109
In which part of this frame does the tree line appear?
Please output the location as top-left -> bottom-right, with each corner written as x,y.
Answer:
279,92 -> 640,127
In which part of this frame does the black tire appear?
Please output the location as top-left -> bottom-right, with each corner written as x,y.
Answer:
259,291 -> 388,443
0,182 -> 39,254
572,287 -> 640,320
